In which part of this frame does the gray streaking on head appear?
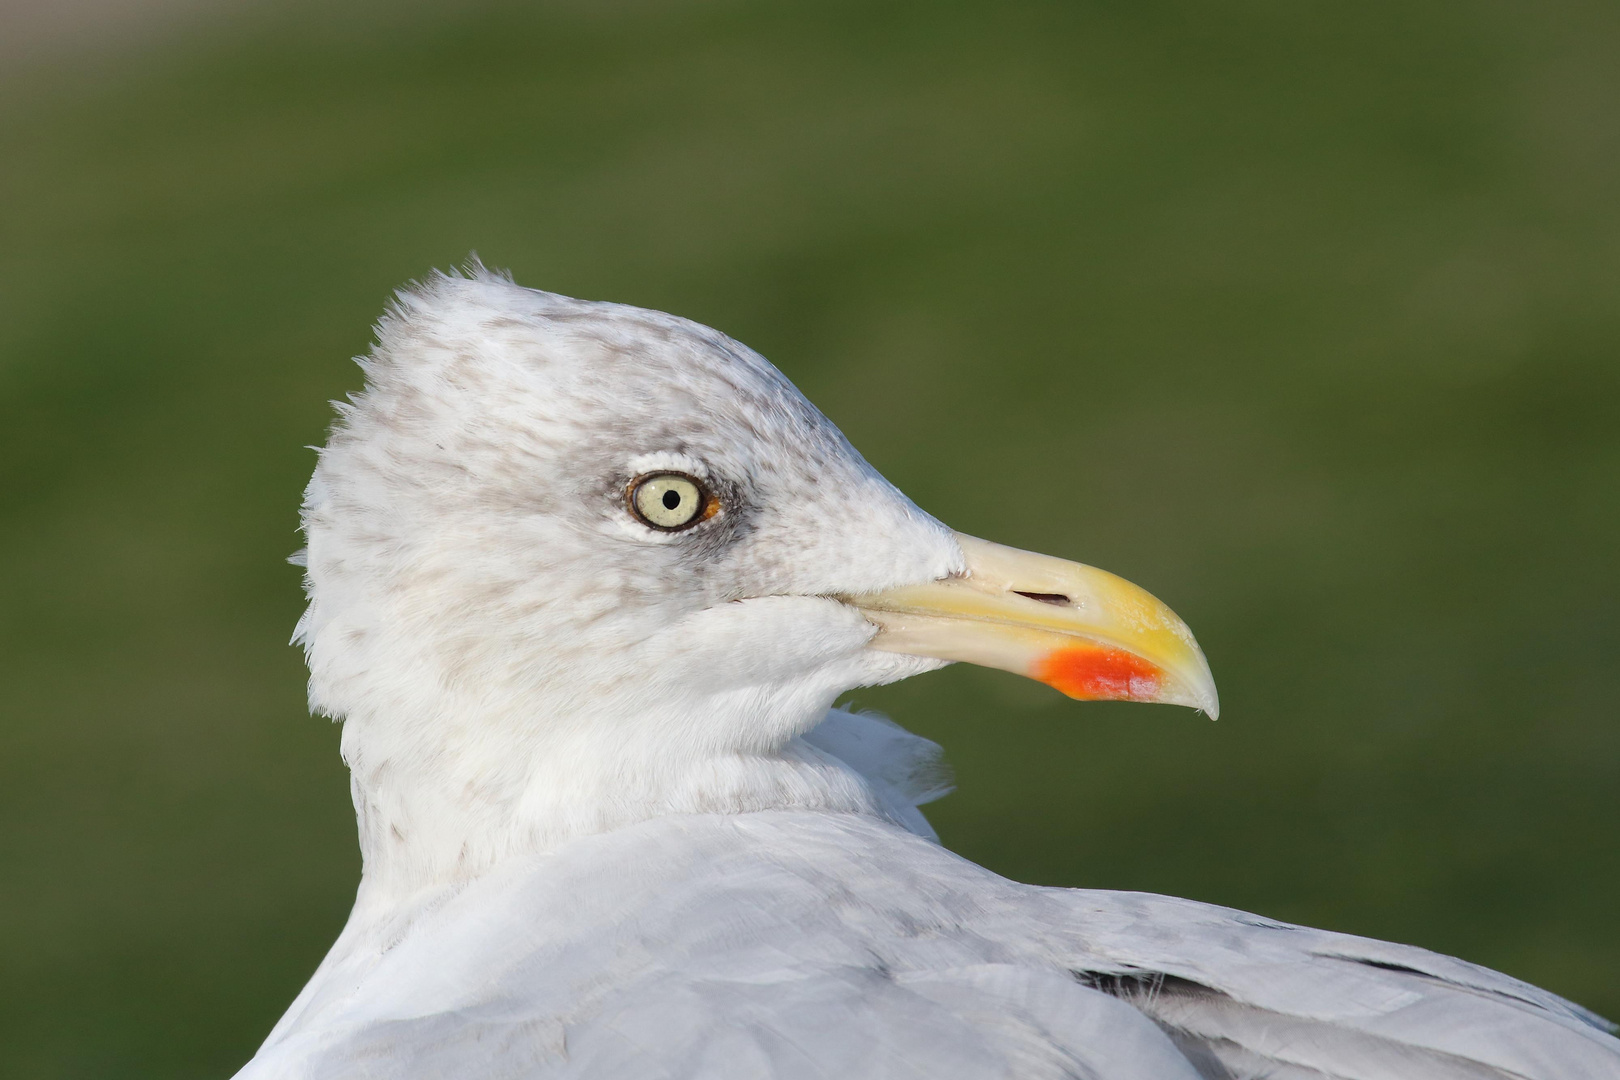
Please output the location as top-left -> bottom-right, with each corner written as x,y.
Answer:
236,265 -> 1620,1080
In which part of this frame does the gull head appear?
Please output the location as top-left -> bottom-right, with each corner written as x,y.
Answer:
295,267 -> 1216,891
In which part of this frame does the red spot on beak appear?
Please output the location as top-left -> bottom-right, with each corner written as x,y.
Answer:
1035,646 -> 1162,702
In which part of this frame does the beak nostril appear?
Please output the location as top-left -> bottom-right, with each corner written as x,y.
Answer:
1013,591 -> 1070,606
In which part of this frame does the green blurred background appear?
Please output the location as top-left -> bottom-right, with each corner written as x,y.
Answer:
1,0 -> 1616,1074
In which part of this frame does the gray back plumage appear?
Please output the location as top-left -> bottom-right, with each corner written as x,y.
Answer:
239,808 -> 1619,1080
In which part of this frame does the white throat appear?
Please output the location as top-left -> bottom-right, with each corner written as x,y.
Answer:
343,695 -> 861,896
337,692 -> 951,904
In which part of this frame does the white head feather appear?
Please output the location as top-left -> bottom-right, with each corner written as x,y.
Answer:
295,266 -> 962,898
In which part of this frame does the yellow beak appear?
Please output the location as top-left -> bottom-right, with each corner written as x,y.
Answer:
840,534 -> 1219,717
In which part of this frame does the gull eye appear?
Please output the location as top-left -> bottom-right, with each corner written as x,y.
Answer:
629,472 -> 710,530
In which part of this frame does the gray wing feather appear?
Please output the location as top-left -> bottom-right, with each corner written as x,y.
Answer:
238,812 -> 1620,1080
801,707 -> 954,841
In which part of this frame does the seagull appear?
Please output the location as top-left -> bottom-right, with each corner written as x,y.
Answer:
236,266 -> 1619,1079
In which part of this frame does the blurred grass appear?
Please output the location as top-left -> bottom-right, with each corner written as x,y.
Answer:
0,0 -> 1616,1074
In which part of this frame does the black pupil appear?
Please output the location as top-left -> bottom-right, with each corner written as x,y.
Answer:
662,488 -> 683,510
